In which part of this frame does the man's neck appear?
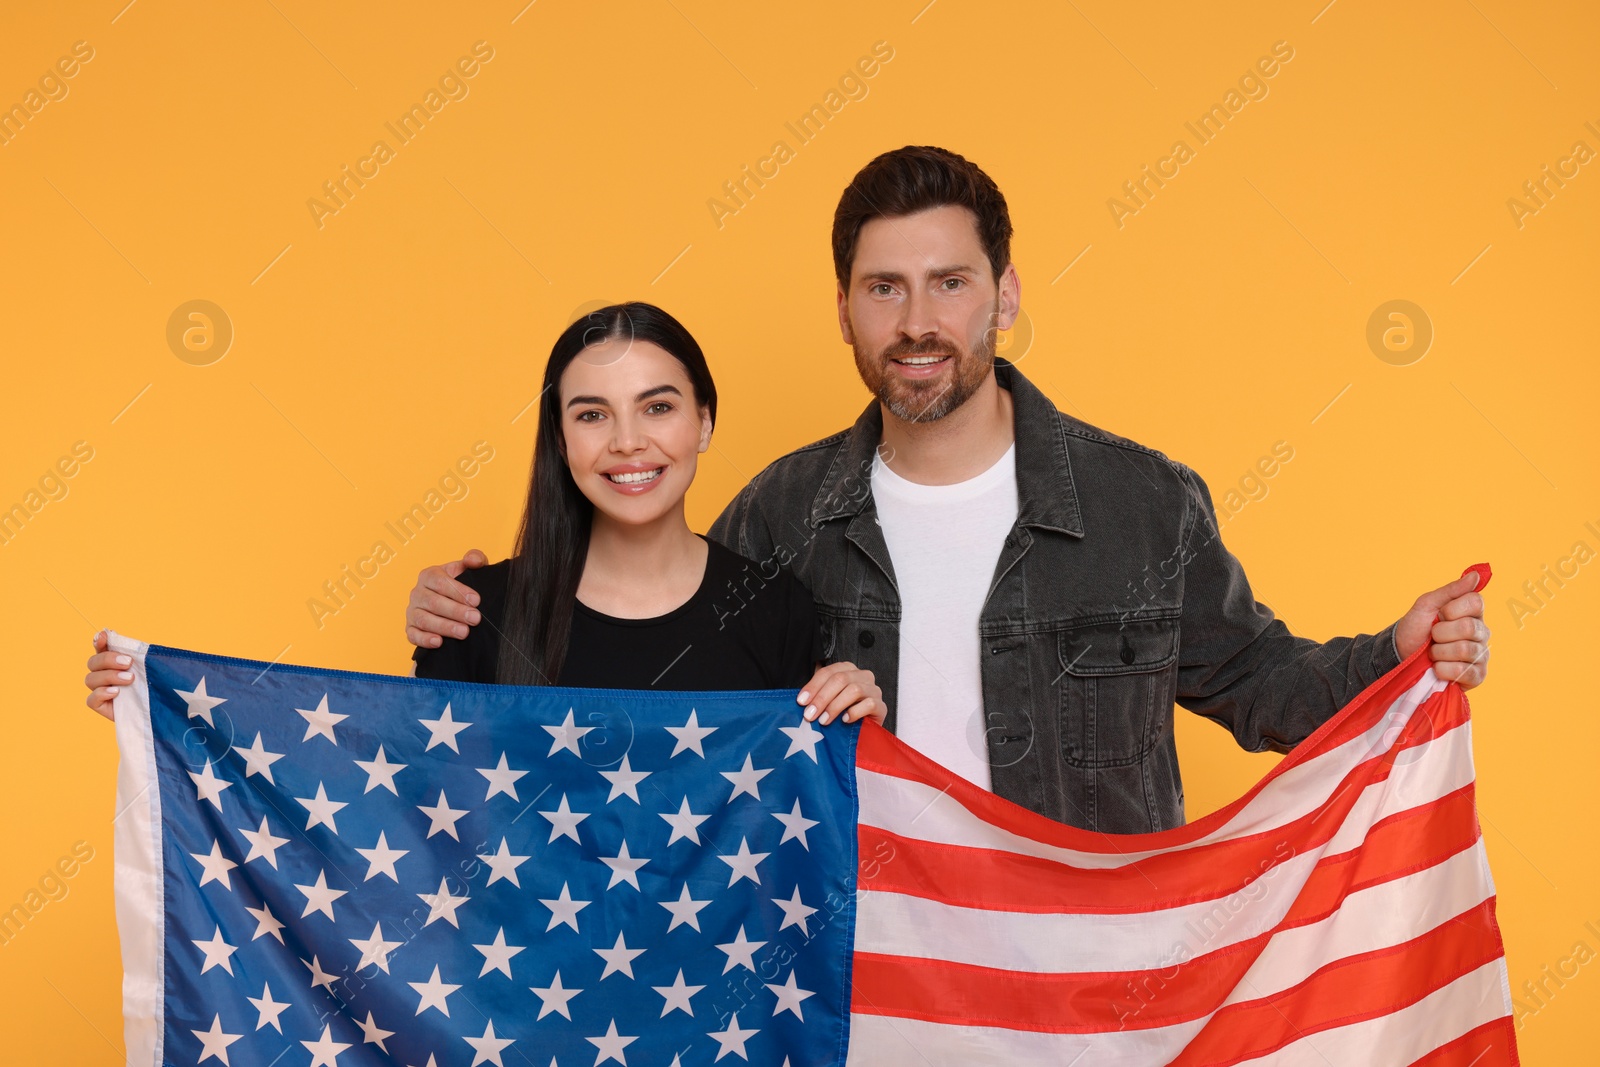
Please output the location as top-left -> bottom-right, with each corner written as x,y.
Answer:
876,369 -> 1015,486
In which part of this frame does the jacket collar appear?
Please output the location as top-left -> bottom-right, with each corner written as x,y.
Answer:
809,357 -> 1084,537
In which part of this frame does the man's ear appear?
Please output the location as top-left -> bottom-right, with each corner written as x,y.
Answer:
836,285 -> 855,345
996,263 -> 1021,332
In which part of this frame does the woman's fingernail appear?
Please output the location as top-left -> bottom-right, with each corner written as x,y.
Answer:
115,655 -> 131,667
821,713 -> 833,725
797,690 -> 811,704
107,687 -> 119,695
468,610 -> 481,624
804,706 -> 817,721
117,671 -> 133,682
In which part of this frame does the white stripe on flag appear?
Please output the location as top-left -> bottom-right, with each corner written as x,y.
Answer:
845,959 -> 1510,1066
854,831 -> 1489,977
108,631 -> 163,1067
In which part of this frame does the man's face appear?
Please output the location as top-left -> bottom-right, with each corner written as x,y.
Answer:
837,204 -> 1020,424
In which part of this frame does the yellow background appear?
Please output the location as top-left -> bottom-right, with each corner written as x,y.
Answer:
2,0 -> 1595,1060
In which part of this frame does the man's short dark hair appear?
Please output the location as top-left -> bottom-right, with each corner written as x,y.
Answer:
831,145 -> 1013,289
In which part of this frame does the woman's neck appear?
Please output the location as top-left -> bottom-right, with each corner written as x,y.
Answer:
578,509 -> 708,618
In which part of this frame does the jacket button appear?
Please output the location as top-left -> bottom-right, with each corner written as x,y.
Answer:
858,630 -> 875,648
1119,638 -> 1136,665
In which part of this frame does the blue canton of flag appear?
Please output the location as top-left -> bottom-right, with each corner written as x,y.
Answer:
108,633 -> 857,1067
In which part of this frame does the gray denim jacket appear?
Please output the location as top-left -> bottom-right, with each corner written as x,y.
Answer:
708,357 -> 1401,834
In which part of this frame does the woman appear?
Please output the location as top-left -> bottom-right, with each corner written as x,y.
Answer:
85,302 -> 883,726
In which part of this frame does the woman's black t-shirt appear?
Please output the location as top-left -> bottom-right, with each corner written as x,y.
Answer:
411,535 -> 822,690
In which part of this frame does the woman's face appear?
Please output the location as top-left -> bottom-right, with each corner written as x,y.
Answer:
558,338 -> 713,528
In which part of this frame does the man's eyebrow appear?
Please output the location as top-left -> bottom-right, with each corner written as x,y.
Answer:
565,384 -> 684,409
858,264 -> 979,284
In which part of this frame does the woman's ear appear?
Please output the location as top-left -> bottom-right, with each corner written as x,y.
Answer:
698,405 -> 713,453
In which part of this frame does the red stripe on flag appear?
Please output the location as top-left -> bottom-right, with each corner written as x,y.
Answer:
855,668 -> 1467,858
1166,899 -> 1506,1066
1405,1016 -> 1520,1066
851,898 -> 1505,1041
858,765 -> 1479,917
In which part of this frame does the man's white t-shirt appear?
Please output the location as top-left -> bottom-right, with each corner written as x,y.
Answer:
870,442 -> 1019,792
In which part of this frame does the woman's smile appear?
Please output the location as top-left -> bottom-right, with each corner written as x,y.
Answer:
600,463 -> 667,493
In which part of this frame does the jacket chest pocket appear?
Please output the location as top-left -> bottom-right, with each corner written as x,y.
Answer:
1056,616 -> 1180,768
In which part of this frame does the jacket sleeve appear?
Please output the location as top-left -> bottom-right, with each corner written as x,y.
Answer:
1171,462 -> 1402,754
708,477 -> 779,562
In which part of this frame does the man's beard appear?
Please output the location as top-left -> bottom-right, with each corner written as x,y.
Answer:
852,305 -> 999,424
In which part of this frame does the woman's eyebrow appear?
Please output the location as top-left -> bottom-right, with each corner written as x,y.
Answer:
565,384 -> 684,409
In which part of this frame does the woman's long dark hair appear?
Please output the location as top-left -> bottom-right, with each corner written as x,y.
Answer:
496,302 -> 718,686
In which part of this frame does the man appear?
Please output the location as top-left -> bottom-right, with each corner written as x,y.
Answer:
401,145 -> 1489,834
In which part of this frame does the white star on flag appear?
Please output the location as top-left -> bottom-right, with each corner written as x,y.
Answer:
245,902 -> 284,943
418,876 -> 471,928
718,836 -> 769,886
529,970 -> 582,1020
300,1024 -> 351,1067
356,1011 -> 394,1052
780,718 -> 823,762
354,831 -> 408,882
772,799 -> 819,849
773,886 -> 819,935
543,708 -> 594,756
473,927 -> 526,978
716,925 -> 766,973
247,982 -> 290,1032
660,797 -> 710,845
477,752 -> 528,801
659,883 -> 712,932
190,840 -> 237,890
666,708 -> 717,756
540,882 -> 591,933
585,1020 -> 637,1065
349,922 -> 402,973
709,1013 -> 760,1061
230,732 -> 283,783
767,970 -> 815,1019
188,759 -> 233,810
538,793 -> 590,844
408,964 -> 460,1016
463,1019 -> 514,1066
238,816 -> 290,868
653,969 -> 705,1017
599,754 -> 650,803
417,790 -> 468,839
294,782 -> 347,834
420,702 -> 473,752
600,840 -> 648,890
190,1013 -> 241,1064
721,754 -> 772,802
192,926 -> 237,975
478,838 -> 531,887
293,869 -> 348,921
594,931 -> 645,979
176,677 -> 226,726
295,694 -> 346,744
303,955 -> 338,992
354,744 -> 407,794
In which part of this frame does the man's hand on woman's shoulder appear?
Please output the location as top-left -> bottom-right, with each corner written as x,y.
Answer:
407,549 -> 487,648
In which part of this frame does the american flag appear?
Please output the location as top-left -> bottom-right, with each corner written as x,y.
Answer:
109,563 -> 1516,1066
111,635 -> 856,1066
